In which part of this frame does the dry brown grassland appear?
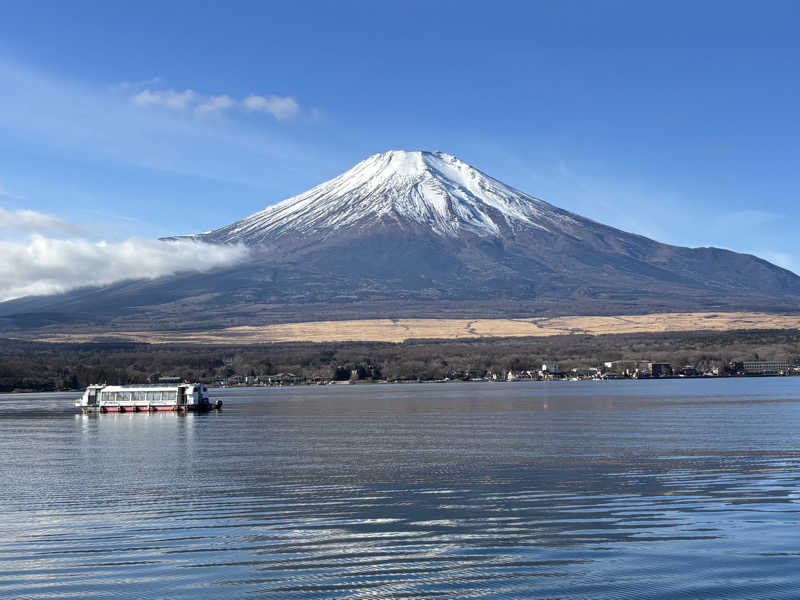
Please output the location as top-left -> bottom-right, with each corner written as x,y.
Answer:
34,312 -> 800,345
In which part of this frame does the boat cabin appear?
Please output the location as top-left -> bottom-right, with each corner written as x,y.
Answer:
76,383 -> 215,412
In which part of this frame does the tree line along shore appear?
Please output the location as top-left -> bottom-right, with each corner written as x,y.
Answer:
2,328 -> 800,393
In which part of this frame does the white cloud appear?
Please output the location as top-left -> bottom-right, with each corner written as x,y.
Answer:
131,88 -> 302,121
243,95 -> 300,120
0,59 -> 330,210
0,235 -> 250,301
132,89 -> 197,110
195,94 -> 235,118
0,207 -> 84,235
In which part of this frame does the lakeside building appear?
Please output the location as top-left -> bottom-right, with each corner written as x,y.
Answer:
539,363 -> 561,380
218,373 -> 303,386
740,360 -> 791,375
603,360 -> 653,377
649,363 -> 674,377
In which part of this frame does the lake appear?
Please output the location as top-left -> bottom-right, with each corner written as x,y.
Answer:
2,378 -> 800,599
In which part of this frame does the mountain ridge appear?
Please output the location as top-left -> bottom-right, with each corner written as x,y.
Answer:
2,150 -> 799,334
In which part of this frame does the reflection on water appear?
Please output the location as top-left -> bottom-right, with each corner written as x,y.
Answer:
2,379 -> 800,598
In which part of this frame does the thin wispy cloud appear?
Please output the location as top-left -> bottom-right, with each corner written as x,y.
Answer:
131,87 -> 302,120
243,95 -> 300,120
0,58 -> 332,205
132,88 -> 197,111
0,207 -> 84,235
0,234 -> 250,302
195,94 -> 235,118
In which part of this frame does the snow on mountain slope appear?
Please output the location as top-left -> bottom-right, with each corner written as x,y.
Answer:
203,150 -> 580,244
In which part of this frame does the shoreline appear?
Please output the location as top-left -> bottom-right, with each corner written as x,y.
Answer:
3,372 -> 796,395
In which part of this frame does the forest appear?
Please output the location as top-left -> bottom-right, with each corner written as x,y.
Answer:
2,328 -> 800,392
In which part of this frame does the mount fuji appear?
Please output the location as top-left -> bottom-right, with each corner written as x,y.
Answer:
199,150 -> 578,244
2,150 -> 799,333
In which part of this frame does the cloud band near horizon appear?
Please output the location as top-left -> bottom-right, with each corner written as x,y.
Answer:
0,207 -> 250,301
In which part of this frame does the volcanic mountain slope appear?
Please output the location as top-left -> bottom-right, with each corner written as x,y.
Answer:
2,150 -> 799,333
191,150 -> 800,309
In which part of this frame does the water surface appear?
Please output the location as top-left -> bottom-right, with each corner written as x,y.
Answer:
3,379 -> 800,599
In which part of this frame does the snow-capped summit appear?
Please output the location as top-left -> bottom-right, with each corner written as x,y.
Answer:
202,150 -> 577,244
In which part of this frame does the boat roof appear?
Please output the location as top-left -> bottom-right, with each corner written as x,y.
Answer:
93,383 -> 202,391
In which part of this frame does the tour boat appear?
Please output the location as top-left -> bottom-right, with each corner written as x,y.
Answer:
75,383 -> 222,413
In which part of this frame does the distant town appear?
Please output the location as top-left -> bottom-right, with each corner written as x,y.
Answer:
216,359 -> 800,387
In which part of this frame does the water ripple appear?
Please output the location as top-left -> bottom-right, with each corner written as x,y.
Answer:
3,380 -> 800,598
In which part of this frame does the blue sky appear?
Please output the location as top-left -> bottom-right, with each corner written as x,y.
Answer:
1,0 -> 799,275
